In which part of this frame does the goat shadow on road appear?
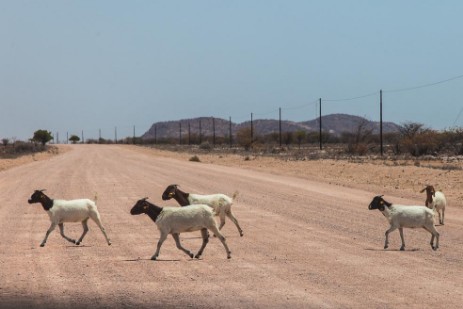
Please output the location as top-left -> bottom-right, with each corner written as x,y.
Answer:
122,258 -> 181,262
364,247 -> 421,252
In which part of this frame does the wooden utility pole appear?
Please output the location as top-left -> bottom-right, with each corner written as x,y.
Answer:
188,122 -> 191,145
279,108 -> 282,147
212,117 -> 216,146
229,117 -> 232,148
199,119 -> 202,144
251,112 -> 254,143
380,89 -> 383,156
319,98 -> 322,150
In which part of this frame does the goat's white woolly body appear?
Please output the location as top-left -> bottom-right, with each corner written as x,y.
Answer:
156,204 -> 217,234
381,204 -> 435,228
47,199 -> 99,223
431,191 -> 447,225
188,194 -> 232,214
189,193 -> 243,237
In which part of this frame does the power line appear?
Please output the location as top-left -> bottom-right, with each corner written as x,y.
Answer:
323,91 -> 379,102
384,74 -> 463,94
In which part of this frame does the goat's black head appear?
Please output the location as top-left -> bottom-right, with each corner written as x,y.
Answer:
161,184 -> 178,201
130,197 -> 151,215
28,189 -> 47,204
368,195 -> 388,211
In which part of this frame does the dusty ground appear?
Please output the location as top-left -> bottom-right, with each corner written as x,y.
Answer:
0,144 -> 462,308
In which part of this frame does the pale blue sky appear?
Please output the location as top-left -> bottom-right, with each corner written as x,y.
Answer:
1,1 -> 462,141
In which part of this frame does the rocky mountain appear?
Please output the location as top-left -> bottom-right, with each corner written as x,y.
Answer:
141,113 -> 400,140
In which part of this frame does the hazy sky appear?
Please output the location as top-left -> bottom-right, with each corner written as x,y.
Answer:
1,1 -> 463,141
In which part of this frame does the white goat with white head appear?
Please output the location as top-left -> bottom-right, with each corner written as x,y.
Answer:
161,184 -> 243,237
368,195 -> 439,251
130,197 -> 231,260
28,189 -> 111,247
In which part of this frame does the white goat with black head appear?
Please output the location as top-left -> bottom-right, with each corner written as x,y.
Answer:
130,197 -> 231,260
28,189 -> 111,247
368,195 -> 439,251
161,184 -> 243,237
420,185 -> 446,225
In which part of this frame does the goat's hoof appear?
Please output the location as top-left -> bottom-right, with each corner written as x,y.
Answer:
150,256 -> 157,261
194,254 -> 201,259
189,253 -> 194,258
384,246 -> 388,250
75,241 -> 81,245
227,255 -> 231,259
400,247 -> 405,251
432,246 -> 438,251
40,243 -> 45,247
108,242 -> 112,246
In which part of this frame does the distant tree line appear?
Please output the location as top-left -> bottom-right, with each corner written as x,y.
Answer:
3,124 -> 463,157
137,121 -> 463,157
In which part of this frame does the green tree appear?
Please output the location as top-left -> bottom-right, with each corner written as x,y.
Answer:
69,135 -> 80,144
32,130 -> 53,146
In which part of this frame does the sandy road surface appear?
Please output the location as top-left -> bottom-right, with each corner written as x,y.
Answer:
0,145 -> 462,308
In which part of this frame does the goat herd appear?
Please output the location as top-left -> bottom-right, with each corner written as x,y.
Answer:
27,183 -> 446,260
27,184 -> 242,260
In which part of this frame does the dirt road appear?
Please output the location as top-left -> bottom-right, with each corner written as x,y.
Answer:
0,145 -> 462,308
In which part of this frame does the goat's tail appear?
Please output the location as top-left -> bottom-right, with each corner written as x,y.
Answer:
232,191 -> 239,201
94,192 -> 98,202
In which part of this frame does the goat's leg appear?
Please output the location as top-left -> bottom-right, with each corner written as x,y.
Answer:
41,222 -> 57,247
152,232 -> 168,260
441,208 -> 445,225
218,211 -> 226,230
75,219 -> 89,245
208,225 -> 231,259
58,223 -> 76,244
89,212 -> 111,245
194,228 -> 209,259
423,225 -> 440,250
172,233 -> 194,258
384,226 -> 397,250
438,209 -> 444,225
399,228 -> 405,251
226,210 -> 243,237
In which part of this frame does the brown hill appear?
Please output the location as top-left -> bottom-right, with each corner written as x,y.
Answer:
141,113 -> 400,140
